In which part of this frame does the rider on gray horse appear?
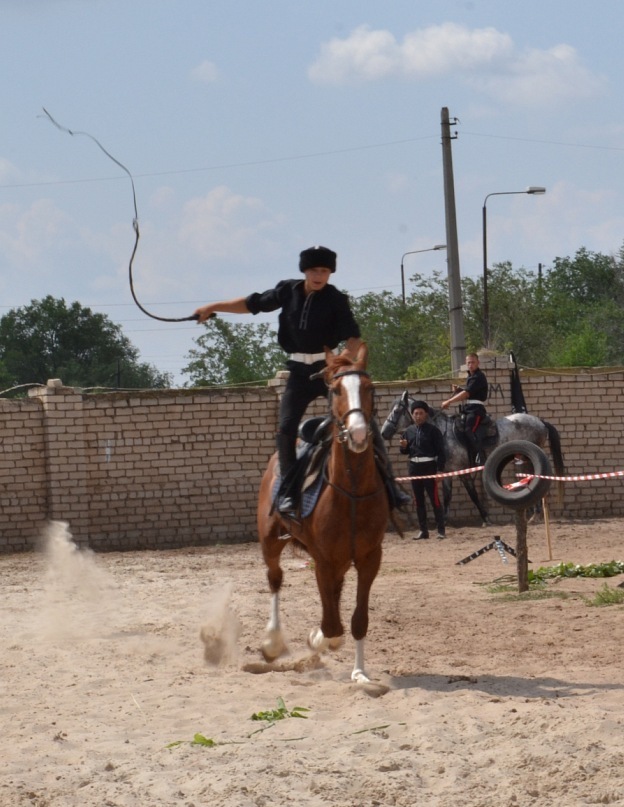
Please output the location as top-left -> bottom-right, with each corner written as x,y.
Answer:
441,352 -> 488,465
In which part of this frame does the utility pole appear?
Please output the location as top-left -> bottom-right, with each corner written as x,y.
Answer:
440,107 -> 466,375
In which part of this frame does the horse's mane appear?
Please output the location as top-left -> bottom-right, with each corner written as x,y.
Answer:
429,406 -> 453,420
328,352 -> 356,372
324,346 -> 367,380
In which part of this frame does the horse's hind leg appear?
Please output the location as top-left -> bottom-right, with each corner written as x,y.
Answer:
351,545 -> 382,683
443,479 -> 452,522
461,475 -> 490,526
259,528 -> 289,662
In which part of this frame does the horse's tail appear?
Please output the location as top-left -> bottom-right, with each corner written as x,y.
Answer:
543,419 -> 565,503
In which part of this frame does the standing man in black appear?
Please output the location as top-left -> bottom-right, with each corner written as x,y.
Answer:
194,245 -> 410,515
441,352 -> 489,465
399,400 -> 446,540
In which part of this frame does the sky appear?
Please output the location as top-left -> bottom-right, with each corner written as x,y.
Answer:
2,0 -> 624,385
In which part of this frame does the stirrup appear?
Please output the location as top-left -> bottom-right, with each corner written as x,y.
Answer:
277,496 -> 297,517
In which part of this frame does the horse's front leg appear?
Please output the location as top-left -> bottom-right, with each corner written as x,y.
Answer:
350,545 -> 382,683
308,564 -> 345,654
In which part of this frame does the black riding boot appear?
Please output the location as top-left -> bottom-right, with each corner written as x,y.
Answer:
275,433 -> 298,515
465,429 -> 485,466
371,421 -> 412,510
415,505 -> 429,539
433,502 -> 446,538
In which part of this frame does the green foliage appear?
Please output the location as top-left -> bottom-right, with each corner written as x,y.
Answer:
0,296 -> 170,389
166,733 -> 218,749
584,583 -> 624,607
250,696 -> 310,723
183,317 -> 286,386
183,243 -> 624,385
528,560 -> 624,583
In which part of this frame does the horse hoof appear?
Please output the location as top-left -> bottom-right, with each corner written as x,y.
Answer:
261,629 -> 287,662
351,668 -> 371,684
308,628 -> 329,653
328,635 -> 345,651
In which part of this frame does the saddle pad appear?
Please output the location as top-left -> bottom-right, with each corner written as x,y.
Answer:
271,471 -> 325,519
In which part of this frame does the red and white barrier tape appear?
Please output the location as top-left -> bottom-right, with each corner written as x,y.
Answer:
395,465 -> 484,482
517,470 -> 624,482
396,467 -> 624,485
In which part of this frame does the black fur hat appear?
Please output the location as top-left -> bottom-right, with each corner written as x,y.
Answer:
299,245 -> 337,273
410,399 -> 430,414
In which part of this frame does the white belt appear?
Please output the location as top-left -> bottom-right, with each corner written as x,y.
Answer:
465,399 -> 486,407
410,456 -> 436,463
290,351 -> 327,365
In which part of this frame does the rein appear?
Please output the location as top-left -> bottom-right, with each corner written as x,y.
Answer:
325,366 -> 384,559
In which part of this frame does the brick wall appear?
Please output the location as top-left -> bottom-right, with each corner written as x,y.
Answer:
1,355 -> 623,553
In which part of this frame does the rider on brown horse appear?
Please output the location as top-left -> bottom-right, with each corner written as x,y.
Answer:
194,245 -> 410,516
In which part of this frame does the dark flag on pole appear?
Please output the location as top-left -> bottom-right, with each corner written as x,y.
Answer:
509,351 -> 528,413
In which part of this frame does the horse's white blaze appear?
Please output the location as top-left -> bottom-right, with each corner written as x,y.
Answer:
341,373 -> 368,451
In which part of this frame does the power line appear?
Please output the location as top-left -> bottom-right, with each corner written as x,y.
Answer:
0,134 -> 437,190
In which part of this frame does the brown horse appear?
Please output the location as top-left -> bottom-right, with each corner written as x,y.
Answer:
257,343 -> 388,683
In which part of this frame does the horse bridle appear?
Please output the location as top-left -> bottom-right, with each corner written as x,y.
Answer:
329,370 -> 373,443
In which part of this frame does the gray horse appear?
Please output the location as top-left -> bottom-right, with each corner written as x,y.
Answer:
381,391 -> 565,524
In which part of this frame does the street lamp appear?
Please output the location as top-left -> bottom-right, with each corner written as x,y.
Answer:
482,186 -> 546,346
400,244 -> 447,304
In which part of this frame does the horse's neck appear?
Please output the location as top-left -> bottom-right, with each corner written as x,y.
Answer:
328,440 -> 378,490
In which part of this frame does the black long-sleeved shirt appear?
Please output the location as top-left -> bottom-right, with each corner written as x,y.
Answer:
463,368 -> 488,402
400,422 -> 446,471
246,279 -> 360,354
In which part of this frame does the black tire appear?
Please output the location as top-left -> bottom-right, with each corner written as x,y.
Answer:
483,440 -> 552,510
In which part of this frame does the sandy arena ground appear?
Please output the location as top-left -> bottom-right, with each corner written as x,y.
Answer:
1,516 -> 624,807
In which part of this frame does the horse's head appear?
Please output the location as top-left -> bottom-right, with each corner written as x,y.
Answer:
324,343 -> 372,454
380,389 -> 412,440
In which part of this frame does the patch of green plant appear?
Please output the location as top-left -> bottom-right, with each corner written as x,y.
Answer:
528,560 -> 624,583
583,583 -> 624,607
250,696 -> 310,723
166,733 -> 218,749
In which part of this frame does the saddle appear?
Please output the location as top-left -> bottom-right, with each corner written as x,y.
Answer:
454,412 -> 498,453
273,415 -> 397,519
272,417 -> 332,518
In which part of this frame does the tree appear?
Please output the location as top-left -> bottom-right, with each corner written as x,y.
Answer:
183,317 -> 286,386
350,274 -> 453,380
462,262 -> 556,365
0,296 -> 171,389
180,244 -> 624,387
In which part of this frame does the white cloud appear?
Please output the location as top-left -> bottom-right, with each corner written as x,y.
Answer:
0,158 -> 21,184
190,59 -> 220,84
0,198 -> 73,265
177,185 -> 281,260
308,23 -> 606,106
468,43 -> 606,105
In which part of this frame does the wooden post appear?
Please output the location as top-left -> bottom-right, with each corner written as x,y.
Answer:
515,508 -> 529,592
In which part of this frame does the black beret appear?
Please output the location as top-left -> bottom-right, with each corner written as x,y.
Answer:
299,245 -> 337,273
410,400 -> 430,414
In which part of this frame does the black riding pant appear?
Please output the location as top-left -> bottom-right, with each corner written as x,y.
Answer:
409,460 -> 445,534
277,361 -> 327,475
464,403 -> 487,462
